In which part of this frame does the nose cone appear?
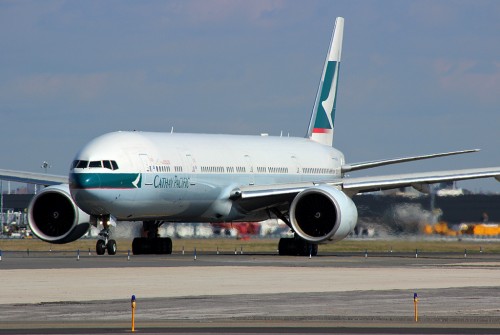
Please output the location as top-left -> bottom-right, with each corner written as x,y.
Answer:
69,173 -> 108,215
70,173 -> 101,189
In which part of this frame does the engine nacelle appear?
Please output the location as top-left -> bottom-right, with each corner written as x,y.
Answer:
290,185 -> 358,243
28,184 -> 91,244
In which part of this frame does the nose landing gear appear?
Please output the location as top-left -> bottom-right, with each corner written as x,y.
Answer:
95,216 -> 117,255
96,228 -> 117,255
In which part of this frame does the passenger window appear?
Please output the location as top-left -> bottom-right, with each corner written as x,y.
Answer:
76,160 -> 89,169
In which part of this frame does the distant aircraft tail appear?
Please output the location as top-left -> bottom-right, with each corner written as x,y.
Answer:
306,17 -> 344,146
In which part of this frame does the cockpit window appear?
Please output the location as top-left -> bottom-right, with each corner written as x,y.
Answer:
102,160 -> 119,170
72,159 -> 118,170
89,161 -> 102,168
76,160 -> 89,169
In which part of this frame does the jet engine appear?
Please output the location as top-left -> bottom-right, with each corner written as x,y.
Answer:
28,184 -> 91,244
290,185 -> 358,243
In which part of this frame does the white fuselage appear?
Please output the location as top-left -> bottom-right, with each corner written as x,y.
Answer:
69,131 -> 345,222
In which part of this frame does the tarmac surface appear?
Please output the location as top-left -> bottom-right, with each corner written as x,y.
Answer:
0,249 -> 500,334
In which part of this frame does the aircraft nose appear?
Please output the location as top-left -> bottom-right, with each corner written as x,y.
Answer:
70,172 -> 101,189
69,173 -> 110,215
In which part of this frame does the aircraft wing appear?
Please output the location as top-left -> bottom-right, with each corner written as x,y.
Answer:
341,149 -> 479,173
232,167 -> 500,212
231,181 -> 342,213
0,169 -> 67,186
341,167 -> 500,195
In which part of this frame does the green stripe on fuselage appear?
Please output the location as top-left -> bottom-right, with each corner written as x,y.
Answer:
70,173 -> 141,189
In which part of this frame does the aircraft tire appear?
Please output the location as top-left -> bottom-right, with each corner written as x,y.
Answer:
297,240 -> 319,257
278,238 -> 296,255
153,238 -> 172,254
132,237 -> 145,255
153,238 -> 164,254
132,237 -> 172,255
162,237 -> 172,254
96,240 -> 106,255
310,243 -> 318,256
279,238 -> 318,256
107,239 -> 117,255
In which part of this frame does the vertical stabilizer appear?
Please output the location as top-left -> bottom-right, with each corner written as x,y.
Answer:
306,17 -> 344,146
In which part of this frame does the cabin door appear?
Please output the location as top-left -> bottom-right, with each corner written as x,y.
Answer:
244,155 -> 255,186
139,154 -> 153,186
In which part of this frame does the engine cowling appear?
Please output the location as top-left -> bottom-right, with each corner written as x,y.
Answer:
290,185 -> 358,243
28,184 -> 91,244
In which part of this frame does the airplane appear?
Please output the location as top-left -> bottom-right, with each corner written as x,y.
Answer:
1,17 -> 500,256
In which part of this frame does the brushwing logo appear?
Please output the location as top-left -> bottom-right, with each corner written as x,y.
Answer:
313,60 -> 339,134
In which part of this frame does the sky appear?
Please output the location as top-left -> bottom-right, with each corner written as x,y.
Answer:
0,0 -> 499,193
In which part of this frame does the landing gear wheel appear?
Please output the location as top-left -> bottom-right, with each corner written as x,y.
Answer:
154,238 -> 172,254
132,237 -> 172,255
96,240 -> 106,255
132,238 -> 147,255
107,239 -> 117,255
278,238 -> 296,255
96,222 -> 114,256
278,237 -> 318,256
298,240 -> 318,256
310,244 -> 318,256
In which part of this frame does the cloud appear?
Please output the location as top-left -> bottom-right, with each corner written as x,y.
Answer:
433,59 -> 500,103
4,73 -> 111,102
178,0 -> 286,26
409,0 -> 462,26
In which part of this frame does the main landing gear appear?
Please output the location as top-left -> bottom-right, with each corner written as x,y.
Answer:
132,221 -> 173,255
269,207 -> 318,256
95,216 -> 117,255
278,235 -> 318,256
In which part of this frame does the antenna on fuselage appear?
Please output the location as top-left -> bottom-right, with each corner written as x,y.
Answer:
171,127 -> 174,134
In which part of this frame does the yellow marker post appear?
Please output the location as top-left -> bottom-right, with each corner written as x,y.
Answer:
131,295 -> 136,332
413,293 -> 418,322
